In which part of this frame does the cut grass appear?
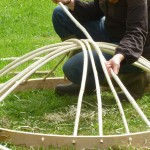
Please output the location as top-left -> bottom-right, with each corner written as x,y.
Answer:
0,0 -> 60,58
1,90 -> 149,136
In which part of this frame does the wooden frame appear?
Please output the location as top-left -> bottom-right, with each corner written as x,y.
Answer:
0,127 -> 150,149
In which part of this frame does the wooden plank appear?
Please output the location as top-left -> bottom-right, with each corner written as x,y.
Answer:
8,71 -> 54,76
13,77 -> 70,92
0,128 -> 150,149
0,57 -> 42,61
0,77 -> 149,92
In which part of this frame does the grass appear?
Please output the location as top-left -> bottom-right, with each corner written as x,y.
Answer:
0,0 -> 150,149
0,91 -> 150,149
1,91 -> 149,135
0,0 -> 59,58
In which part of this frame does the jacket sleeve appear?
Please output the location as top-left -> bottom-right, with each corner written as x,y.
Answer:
115,0 -> 148,64
69,0 -> 104,21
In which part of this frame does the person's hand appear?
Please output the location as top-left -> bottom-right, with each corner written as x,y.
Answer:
52,0 -> 74,10
105,54 -> 125,77
52,0 -> 71,5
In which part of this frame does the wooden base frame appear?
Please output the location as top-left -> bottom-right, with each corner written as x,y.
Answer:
0,128 -> 150,149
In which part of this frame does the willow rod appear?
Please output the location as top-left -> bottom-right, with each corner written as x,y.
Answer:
68,39 -> 89,136
0,45 -> 79,102
0,45 -> 76,97
0,43 -> 77,77
81,39 -> 103,136
0,45 -> 73,94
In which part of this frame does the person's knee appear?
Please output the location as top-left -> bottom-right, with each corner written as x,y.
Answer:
52,6 -> 64,25
63,57 -> 82,84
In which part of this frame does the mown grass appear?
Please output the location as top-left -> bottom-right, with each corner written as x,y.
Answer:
0,0 -> 150,150
1,90 -> 150,135
0,0 -> 59,58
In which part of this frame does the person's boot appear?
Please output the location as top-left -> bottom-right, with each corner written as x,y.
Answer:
117,72 -> 149,101
55,83 -> 94,96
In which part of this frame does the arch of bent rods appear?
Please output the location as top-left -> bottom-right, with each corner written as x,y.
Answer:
0,3 -> 150,149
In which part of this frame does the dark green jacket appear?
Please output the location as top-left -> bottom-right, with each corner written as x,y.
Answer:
70,0 -> 150,63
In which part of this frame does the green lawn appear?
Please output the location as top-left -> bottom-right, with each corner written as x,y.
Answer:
0,0 -> 59,59
0,0 -> 150,150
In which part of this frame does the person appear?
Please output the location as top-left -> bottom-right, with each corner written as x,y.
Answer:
52,0 -> 150,100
